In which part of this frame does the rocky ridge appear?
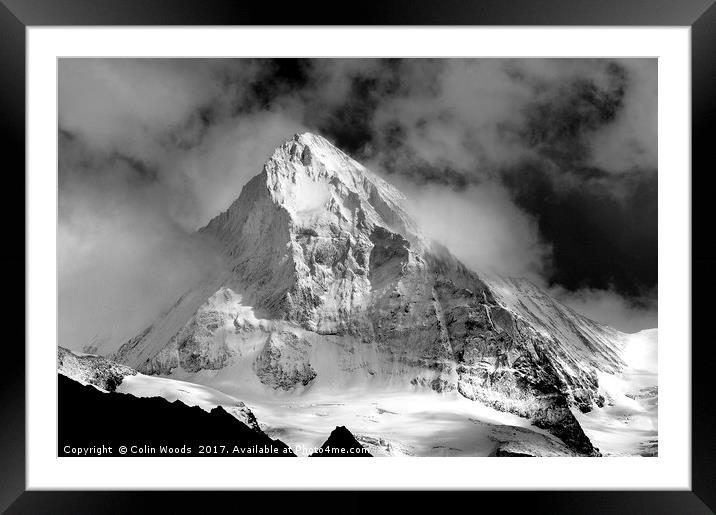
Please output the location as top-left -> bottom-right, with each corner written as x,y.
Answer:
59,346 -> 259,431
58,373 -> 293,457
58,345 -> 137,392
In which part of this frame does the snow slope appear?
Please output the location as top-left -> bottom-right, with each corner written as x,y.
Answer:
116,374 -> 259,431
244,390 -> 578,457
574,328 -> 658,456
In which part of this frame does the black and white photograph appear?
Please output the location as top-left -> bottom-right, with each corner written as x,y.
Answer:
57,58 -> 658,458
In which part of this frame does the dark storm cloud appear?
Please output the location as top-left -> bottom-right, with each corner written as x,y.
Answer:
502,166 -> 657,297
58,58 -> 657,347
519,62 -> 627,167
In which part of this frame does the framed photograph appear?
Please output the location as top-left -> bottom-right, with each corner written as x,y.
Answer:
3,0 -> 714,512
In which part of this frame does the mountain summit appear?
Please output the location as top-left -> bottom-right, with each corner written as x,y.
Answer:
198,131 -> 433,332
113,132 -> 632,456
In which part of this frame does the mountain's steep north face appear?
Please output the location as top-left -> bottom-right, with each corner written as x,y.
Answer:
111,132 -> 634,456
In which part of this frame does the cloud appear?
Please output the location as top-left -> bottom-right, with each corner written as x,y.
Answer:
587,60 -> 657,172
59,59 -> 224,157
59,59 -> 309,229
164,110 -> 306,229
550,286 -> 658,333
58,60 -> 308,350
399,180 -> 550,282
58,193 -> 224,352
361,59 -> 657,180
305,59 -> 386,108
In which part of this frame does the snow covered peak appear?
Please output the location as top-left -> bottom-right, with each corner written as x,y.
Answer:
282,131 -> 363,171
266,131 -> 366,182
201,131 -> 423,251
260,131 -> 409,227
194,132 -> 434,332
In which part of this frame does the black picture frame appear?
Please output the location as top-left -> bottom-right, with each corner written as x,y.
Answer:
2,1 -> 714,513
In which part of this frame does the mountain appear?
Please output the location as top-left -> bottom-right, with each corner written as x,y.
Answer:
108,132 -> 648,456
310,426 -> 372,457
58,373 -> 294,457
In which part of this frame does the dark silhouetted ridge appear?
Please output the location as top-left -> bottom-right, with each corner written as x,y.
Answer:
58,374 -> 295,457
310,426 -> 372,457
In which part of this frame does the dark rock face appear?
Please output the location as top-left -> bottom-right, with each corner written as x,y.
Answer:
174,310 -> 235,373
310,426 -> 372,457
434,278 -> 600,456
300,145 -> 313,166
254,332 -> 317,390
58,374 -> 295,457
369,226 -> 410,287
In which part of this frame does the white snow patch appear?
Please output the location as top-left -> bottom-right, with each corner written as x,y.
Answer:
292,174 -> 332,215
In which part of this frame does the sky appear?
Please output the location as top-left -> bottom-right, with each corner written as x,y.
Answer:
58,58 -> 657,349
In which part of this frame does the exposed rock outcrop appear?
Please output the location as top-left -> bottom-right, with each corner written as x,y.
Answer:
58,345 -> 136,392
254,331 -> 317,390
